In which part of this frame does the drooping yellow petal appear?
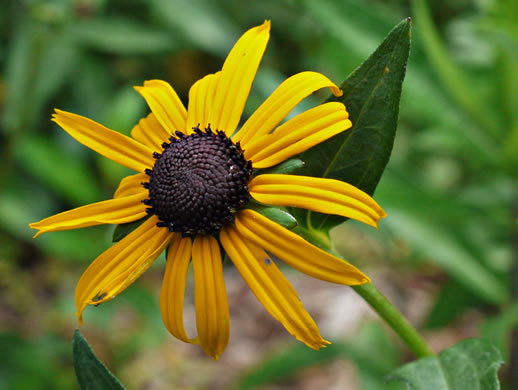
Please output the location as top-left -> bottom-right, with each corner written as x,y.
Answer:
114,173 -> 149,198
234,71 -> 343,147
75,216 -> 172,324
52,110 -> 155,173
131,113 -> 171,150
186,72 -> 221,133
245,102 -> 351,168
235,209 -> 370,285
160,234 -> 199,344
221,225 -> 329,349
192,235 -> 229,359
209,21 -> 270,137
29,193 -> 148,238
249,174 -> 386,228
134,80 -> 187,135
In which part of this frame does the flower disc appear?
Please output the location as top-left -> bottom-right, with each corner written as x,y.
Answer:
145,127 -> 252,236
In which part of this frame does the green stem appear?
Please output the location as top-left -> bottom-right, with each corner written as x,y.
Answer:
352,283 -> 435,358
305,228 -> 435,358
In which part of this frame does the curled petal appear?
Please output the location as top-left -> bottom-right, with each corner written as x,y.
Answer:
192,235 -> 229,359
75,216 -> 172,324
160,234 -> 198,344
249,174 -> 386,228
135,80 -> 187,135
221,225 -> 329,349
209,21 -> 270,137
131,113 -> 171,151
235,209 -> 370,285
114,173 -> 149,198
234,71 -> 343,147
245,102 -> 351,168
53,110 -> 154,173
30,193 -> 148,238
186,72 -> 221,133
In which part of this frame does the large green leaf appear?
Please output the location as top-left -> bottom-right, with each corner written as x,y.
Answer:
291,18 -> 411,233
72,330 -> 126,390
387,339 -> 504,390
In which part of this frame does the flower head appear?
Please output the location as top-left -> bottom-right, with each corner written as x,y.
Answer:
30,21 -> 386,359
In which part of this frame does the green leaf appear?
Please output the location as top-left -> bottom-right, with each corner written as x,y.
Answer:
72,330 -> 126,390
71,18 -> 177,55
292,18 -> 411,233
113,216 -> 149,242
14,135 -> 103,205
387,339 -> 504,390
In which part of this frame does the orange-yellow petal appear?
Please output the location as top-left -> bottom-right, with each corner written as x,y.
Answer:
186,72 -> 221,133
131,113 -> 171,151
221,225 -> 329,349
134,80 -> 187,135
245,102 -> 351,168
113,173 -> 149,198
160,234 -> 199,344
209,21 -> 270,137
29,193 -> 148,238
75,216 -> 172,324
249,174 -> 386,228
52,109 -> 155,173
234,71 -> 343,147
192,235 -> 229,359
235,209 -> 370,285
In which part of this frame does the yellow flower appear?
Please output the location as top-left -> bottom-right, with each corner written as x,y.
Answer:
30,21 -> 386,359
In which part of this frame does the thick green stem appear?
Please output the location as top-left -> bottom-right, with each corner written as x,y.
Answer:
352,283 -> 435,358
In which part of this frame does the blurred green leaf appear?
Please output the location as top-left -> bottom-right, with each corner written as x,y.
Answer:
384,210 -> 508,304
3,20 -> 79,134
481,301 -> 518,358
387,339 -> 503,390
292,18 -> 411,233
151,0 -> 239,55
73,330 -> 126,390
14,135 -> 103,205
412,0 -> 499,138
425,280 -> 480,329
71,18 -> 177,55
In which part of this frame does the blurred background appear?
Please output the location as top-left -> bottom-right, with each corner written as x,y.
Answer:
1,0 -> 517,389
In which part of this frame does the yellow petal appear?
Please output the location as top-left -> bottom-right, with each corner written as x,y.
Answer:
160,234 -> 199,344
29,193 -> 148,238
245,102 -> 351,168
234,71 -> 343,147
131,113 -> 171,150
186,72 -> 221,133
75,216 -> 172,324
249,174 -> 386,228
192,235 -> 229,359
134,80 -> 187,135
113,173 -> 149,198
235,209 -> 370,285
221,225 -> 330,349
52,110 -> 155,173
209,21 -> 270,137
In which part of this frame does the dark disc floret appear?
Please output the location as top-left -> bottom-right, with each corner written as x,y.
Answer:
142,125 -> 253,237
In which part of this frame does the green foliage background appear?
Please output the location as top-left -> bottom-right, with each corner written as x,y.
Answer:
0,0 -> 517,389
